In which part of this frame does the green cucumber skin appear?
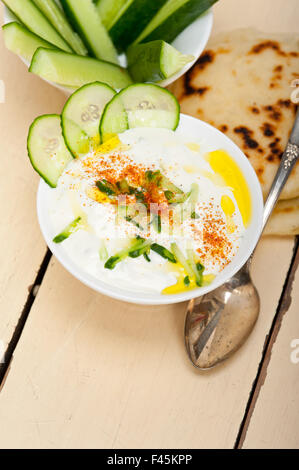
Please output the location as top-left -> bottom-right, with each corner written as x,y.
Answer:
31,0 -> 88,55
138,0 -> 218,44
2,0 -> 72,52
60,0 -> 119,64
59,0 -> 95,57
61,81 -> 116,156
27,114 -> 73,188
109,0 -> 168,52
29,48 -> 133,90
99,92 -> 129,142
99,83 -> 180,142
60,116 -> 89,158
96,0 -> 127,29
53,217 -> 82,243
2,22 -> 57,62
27,114 -> 56,188
127,41 -> 166,82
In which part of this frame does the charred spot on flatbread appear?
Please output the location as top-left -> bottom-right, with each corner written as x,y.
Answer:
196,50 -> 215,70
278,98 -> 291,108
183,51 -> 214,96
249,40 -> 287,56
170,28 -> 299,201
263,104 -> 282,122
251,106 -> 260,114
233,126 -> 259,149
274,65 -> 283,72
261,122 -> 276,137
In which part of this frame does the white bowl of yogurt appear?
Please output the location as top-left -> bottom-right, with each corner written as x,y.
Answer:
37,114 -> 263,305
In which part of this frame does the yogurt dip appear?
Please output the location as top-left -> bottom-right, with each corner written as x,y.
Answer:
48,127 -> 251,295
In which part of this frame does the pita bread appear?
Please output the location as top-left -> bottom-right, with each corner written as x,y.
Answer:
264,197 -> 299,235
170,28 -> 299,201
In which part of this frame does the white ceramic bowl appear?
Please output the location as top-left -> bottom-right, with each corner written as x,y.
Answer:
4,7 -> 213,92
37,114 -> 264,305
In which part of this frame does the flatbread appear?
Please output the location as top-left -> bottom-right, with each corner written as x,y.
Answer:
264,197 -> 299,235
170,28 -> 299,201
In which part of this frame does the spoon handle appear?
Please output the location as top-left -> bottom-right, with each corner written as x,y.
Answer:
262,109 -> 299,231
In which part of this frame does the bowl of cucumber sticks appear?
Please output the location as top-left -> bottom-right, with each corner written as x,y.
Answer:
2,0 -> 216,93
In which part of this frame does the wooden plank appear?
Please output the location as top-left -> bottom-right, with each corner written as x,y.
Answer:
0,4 -> 66,356
213,0 -> 298,33
242,245 -> 299,449
0,237 -> 295,448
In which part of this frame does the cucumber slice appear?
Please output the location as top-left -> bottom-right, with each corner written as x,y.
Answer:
2,22 -> 57,62
108,0 -> 168,52
3,0 -> 72,52
61,82 -> 116,157
99,83 -> 180,141
60,0 -> 119,64
62,119 -> 90,156
27,114 -> 73,188
135,0 -> 218,45
96,0 -> 127,30
29,48 -> 133,90
127,40 -> 194,82
100,95 -> 129,142
31,0 -> 88,55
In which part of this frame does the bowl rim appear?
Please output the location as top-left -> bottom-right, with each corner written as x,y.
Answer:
37,114 -> 264,305
3,6 -> 213,93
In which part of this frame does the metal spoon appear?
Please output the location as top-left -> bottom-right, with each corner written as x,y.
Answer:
185,110 -> 299,369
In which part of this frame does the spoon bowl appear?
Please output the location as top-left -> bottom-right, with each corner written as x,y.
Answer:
185,261 -> 260,369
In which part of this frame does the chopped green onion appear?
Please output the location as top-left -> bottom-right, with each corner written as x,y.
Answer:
188,183 -> 199,205
104,255 -> 122,270
96,179 -> 117,196
171,243 -> 194,278
151,243 -> 177,263
186,249 -> 205,286
145,169 -> 162,185
131,187 -> 146,202
99,240 -> 108,261
167,191 -> 190,204
152,214 -> 161,233
104,237 -> 154,268
181,183 -> 199,220
117,178 -> 131,193
164,190 -> 174,201
160,174 -> 183,194
196,262 -> 205,279
53,217 -> 82,243
105,238 -> 144,269
129,239 -> 151,258
125,216 -> 144,231
144,170 -> 184,197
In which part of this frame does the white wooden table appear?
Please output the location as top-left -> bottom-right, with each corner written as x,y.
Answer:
0,0 -> 298,449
